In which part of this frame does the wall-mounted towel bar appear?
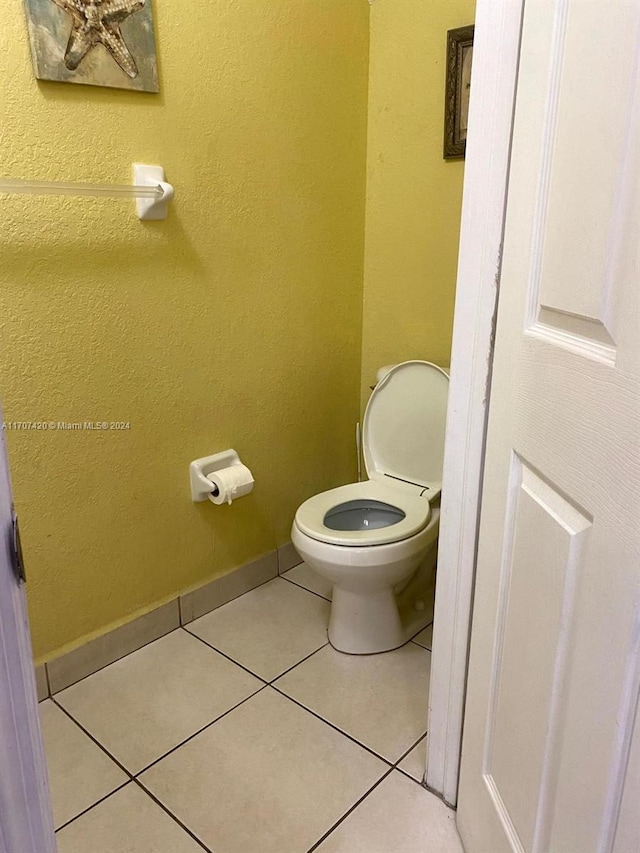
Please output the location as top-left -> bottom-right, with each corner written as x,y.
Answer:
0,164 -> 174,221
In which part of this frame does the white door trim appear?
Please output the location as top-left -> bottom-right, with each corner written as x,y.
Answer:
426,0 -> 525,806
0,425 -> 56,853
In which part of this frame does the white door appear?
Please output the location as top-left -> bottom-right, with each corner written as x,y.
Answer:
457,1 -> 640,852
0,416 -> 56,853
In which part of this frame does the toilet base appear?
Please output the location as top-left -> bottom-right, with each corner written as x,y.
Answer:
328,586 -> 405,654
292,511 -> 440,656
327,547 -> 437,655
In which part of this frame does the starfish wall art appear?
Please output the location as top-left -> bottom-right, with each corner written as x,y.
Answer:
23,0 -> 159,92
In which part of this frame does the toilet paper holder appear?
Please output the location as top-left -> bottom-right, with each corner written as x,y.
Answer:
190,449 -> 245,502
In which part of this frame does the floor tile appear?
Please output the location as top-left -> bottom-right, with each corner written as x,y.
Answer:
56,629 -> 262,773
39,700 -> 127,830
187,577 -> 330,680
276,643 -> 431,762
397,736 -> 427,783
314,770 -> 463,853
56,783 -> 204,853
140,687 -> 387,853
283,562 -> 333,600
413,622 -> 433,650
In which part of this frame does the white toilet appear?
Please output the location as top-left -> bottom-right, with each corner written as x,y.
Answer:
291,360 -> 449,654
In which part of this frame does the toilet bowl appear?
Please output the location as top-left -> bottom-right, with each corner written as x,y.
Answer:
292,360 -> 449,654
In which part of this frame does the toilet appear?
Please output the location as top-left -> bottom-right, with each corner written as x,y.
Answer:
292,360 -> 449,654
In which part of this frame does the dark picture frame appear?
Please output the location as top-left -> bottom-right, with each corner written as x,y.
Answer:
443,25 -> 475,159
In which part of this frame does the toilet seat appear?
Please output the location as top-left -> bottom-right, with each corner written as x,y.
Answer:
294,360 -> 448,549
294,479 -> 430,547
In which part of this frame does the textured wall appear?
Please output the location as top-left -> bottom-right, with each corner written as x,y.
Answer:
1,0 -> 370,659
361,0 -> 475,402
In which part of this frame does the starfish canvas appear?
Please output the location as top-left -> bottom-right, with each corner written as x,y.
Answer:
23,0 -> 159,92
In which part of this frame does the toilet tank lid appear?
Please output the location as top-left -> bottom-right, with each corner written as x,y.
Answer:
363,360 -> 449,491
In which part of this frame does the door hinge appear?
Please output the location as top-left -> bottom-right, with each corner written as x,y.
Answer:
11,510 -> 26,583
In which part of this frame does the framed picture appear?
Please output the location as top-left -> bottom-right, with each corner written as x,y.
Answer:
23,0 -> 159,93
443,25 -> 474,159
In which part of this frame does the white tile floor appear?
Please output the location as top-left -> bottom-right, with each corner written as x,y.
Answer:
41,562 -> 462,853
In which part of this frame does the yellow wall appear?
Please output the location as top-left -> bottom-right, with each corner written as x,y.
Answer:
1,0 -> 370,659
361,0 -> 475,403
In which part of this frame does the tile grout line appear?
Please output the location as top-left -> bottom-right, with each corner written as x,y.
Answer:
411,618 -> 434,634
51,698 -> 135,779
181,626 -> 271,684
182,624 -> 331,686
306,729 -> 432,852
409,618 -> 434,648
44,662 -> 52,700
53,780 -> 131,834
305,766 -> 396,853
268,642 -> 330,682
392,732 -> 430,787
393,732 -> 428,766
279,574 -> 332,602
132,684 -> 270,777
411,641 -> 433,651
269,684 -> 394,769
131,777 -> 214,853
395,764 -> 430,788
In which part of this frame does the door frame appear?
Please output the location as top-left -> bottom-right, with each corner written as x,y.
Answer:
0,425 -> 56,853
425,0 -> 525,806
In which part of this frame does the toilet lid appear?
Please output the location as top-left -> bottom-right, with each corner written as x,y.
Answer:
363,361 -> 449,492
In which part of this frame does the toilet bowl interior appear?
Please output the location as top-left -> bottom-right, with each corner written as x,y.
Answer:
323,499 -> 406,532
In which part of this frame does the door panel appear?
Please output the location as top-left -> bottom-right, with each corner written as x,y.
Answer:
536,1 -> 637,330
457,1 -> 640,852
487,458 -> 591,853
0,418 -> 56,853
